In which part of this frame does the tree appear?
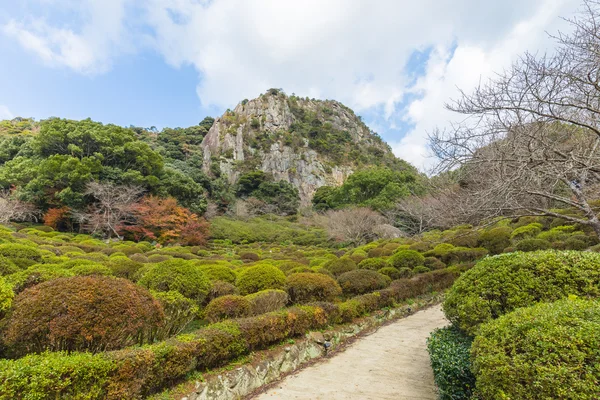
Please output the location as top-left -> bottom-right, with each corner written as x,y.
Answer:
0,190 -> 39,223
430,1 -> 600,237
77,182 -> 144,239
319,207 -> 386,245
121,195 -> 209,245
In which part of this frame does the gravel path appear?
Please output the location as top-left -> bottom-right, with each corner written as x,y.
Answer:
251,305 -> 448,400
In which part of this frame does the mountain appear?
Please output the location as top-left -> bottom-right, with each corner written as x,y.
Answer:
201,88 -> 416,205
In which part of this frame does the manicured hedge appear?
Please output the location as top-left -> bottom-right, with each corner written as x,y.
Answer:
235,264 -> 286,295
286,272 -> 341,303
390,250 -> 424,269
138,259 -> 211,304
472,298 -> 600,399
0,267 -> 460,399
427,326 -> 475,400
337,269 -> 388,296
443,250 -> 600,334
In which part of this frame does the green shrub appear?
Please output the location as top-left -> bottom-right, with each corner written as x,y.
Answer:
286,273 -> 341,303
3,276 -> 164,356
286,266 -> 313,275
207,280 -> 238,303
514,238 -> 551,252
413,266 -> 431,274
427,325 -> 475,400
106,256 -> 144,280
235,264 -> 286,295
397,267 -> 413,278
390,250 -> 425,269
204,295 -> 251,323
563,237 -> 588,250
0,275 -> 14,318
443,251 -> 600,334
322,257 -> 357,277
337,269 -> 389,296
510,223 -> 542,242
240,252 -> 260,262
0,256 -> 19,276
423,256 -> 446,270
138,259 -> 211,304
0,351 -> 115,400
245,289 -> 289,315
358,257 -> 391,271
472,298 -> 600,399
377,266 -> 402,280
71,262 -> 113,276
6,264 -> 75,294
151,290 -> 199,339
0,243 -> 42,262
198,264 -> 236,284
147,254 -> 172,263
277,261 -> 307,273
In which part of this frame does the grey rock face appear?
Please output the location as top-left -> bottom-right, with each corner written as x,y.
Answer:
201,91 -> 395,206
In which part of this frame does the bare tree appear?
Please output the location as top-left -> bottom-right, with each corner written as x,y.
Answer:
319,207 -> 386,245
0,191 -> 39,224
77,182 -> 144,239
430,1 -> 600,237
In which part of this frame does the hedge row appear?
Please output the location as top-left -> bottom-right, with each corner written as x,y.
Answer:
0,268 -> 459,399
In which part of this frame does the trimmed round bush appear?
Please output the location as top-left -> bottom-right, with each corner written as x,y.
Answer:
204,295 -> 250,322
277,261 -> 307,274
286,266 -> 313,275
151,290 -> 199,339
106,256 -> 144,280
138,259 -> 211,303
413,266 -> 431,274
7,264 -> 75,294
0,275 -> 14,318
390,250 -> 425,269
286,273 -> 341,303
240,252 -> 260,262
472,298 -> 600,399
377,267 -> 402,280
515,238 -> 551,252
245,289 -> 289,315
397,267 -> 413,278
199,264 -> 236,284
3,276 -> 164,355
71,262 -> 113,277
235,264 -> 286,295
337,269 -> 389,296
322,257 -> 357,277
423,256 -> 446,270
207,280 -> 238,302
510,223 -> 543,241
443,251 -> 600,334
0,256 -> 19,276
358,258 -> 391,271
563,237 -> 588,250
0,243 -> 42,262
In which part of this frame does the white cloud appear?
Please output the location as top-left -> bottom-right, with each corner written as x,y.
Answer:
0,105 -> 13,120
2,0 -> 582,168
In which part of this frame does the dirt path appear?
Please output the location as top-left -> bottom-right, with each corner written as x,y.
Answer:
250,305 -> 448,400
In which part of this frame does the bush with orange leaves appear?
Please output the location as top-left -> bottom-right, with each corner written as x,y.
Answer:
120,196 -> 209,246
43,206 -> 71,231
2,276 -> 165,356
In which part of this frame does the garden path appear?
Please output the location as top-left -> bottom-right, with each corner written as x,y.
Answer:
250,305 -> 448,400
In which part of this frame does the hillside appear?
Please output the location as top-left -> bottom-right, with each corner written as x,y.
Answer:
201,88 -> 416,204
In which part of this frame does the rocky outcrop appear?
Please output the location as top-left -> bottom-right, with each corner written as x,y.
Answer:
201,89 -> 403,206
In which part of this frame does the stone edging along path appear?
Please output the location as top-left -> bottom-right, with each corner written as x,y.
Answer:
176,293 -> 446,400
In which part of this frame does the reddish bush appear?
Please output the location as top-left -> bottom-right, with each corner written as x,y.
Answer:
337,269 -> 389,296
3,276 -> 164,356
43,207 -> 71,231
204,295 -> 251,322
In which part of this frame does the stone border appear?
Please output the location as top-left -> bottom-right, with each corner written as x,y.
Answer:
179,293 -> 444,400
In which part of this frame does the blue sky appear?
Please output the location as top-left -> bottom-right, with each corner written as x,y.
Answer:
0,0 -> 579,169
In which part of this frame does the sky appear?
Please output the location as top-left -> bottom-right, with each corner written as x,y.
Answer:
0,0 -> 582,170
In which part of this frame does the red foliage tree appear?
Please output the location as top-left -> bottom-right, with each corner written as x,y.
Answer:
120,196 -> 209,246
43,207 -> 71,231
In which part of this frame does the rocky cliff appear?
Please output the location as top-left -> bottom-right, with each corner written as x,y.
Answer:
201,89 -> 414,205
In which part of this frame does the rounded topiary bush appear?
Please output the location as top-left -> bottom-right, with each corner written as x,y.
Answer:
322,257 -> 357,277
443,251 -> 600,334
477,226 -> 512,255
514,238 -> 551,252
337,269 -> 389,296
138,259 -> 211,303
235,264 -> 286,295
413,266 -> 431,274
240,252 -> 260,262
0,256 -> 19,276
207,280 -> 238,303
286,266 -> 313,275
199,264 -> 236,284
151,290 -> 199,339
377,266 -> 402,280
286,273 -> 341,303
3,276 -> 164,355
106,256 -> 144,280
358,258 -> 391,271
70,262 -> 113,277
204,295 -> 250,322
0,243 -> 42,262
245,289 -> 289,315
390,250 -> 425,269
472,298 -> 600,399
7,264 -> 75,294
0,275 -> 14,318
277,261 -> 307,274
423,256 -> 446,270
